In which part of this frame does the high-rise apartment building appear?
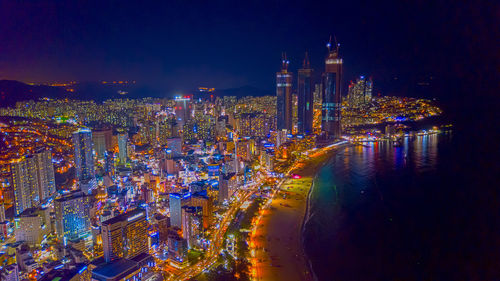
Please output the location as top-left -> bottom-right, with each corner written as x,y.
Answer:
276,54 -> 293,132
297,52 -> 314,134
322,38 -> 343,138
101,208 -> 148,262
10,150 -> 54,215
73,128 -> 95,185
11,158 -> 37,215
32,148 -> 55,202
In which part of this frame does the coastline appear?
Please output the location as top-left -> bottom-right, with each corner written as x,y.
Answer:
252,144 -> 346,280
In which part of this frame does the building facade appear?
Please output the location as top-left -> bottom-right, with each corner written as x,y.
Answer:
276,54 -> 293,132
297,52 -> 314,134
322,38 -> 343,138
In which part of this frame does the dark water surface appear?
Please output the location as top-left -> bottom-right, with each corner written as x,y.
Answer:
303,132 -> 500,281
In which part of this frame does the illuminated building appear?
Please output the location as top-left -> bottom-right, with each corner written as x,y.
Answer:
92,127 -> 113,159
117,130 -> 128,164
181,206 -> 202,249
14,208 -> 51,246
91,254 -> 156,281
11,157 -> 38,215
1,265 -> 19,281
169,193 -> 182,229
167,231 -> 188,267
39,264 -> 91,281
73,128 -> 96,191
297,52 -> 314,134
54,190 -> 91,242
276,53 -> 293,131
32,148 -> 56,202
9,150 -> 54,212
191,193 -> 213,229
101,208 -> 149,263
348,76 -> 373,107
174,96 -> 192,130
167,137 -> 182,158
322,37 -> 343,138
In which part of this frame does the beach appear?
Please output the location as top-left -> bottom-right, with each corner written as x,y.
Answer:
250,147 -> 341,281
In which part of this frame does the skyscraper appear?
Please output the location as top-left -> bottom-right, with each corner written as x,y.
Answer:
297,52 -> 314,134
276,53 -> 293,132
32,148 -> 55,202
348,76 -> 373,107
322,37 -> 343,138
117,131 -> 128,164
101,208 -> 148,262
73,128 -> 95,182
11,157 -> 38,215
54,190 -> 91,241
169,193 -> 182,228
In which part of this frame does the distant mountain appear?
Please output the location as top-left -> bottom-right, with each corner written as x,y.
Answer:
0,80 -> 167,106
0,80 -> 273,107
0,80 -> 68,106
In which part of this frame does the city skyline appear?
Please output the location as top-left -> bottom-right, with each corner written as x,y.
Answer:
0,1 -> 497,281
0,1 -> 494,98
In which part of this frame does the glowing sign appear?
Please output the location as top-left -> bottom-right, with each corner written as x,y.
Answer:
127,212 -> 144,222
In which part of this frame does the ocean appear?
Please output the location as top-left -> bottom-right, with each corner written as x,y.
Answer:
303,131 -> 500,281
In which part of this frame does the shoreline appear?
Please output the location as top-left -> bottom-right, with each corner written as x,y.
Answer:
252,144 -> 346,280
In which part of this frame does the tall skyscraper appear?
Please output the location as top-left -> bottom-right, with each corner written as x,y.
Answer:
11,158 -> 38,215
73,128 -> 95,182
276,53 -> 293,132
92,127 -> 112,159
297,52 -> 314,134
169,193 -> 182,228
348,76 -> 373,107
117,131 -> 128,164
322,37 -> 343,138
101,208 -> 148,262
54,190 -> 91,241
32,148 -> 55,202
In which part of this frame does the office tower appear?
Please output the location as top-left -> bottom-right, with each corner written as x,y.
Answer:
101,208 -> 148,262
167,231 -> 188,266
276,53 -> 293,131
297,52 -> 314,135
54,190 -> 91,241
11,158 -> 37,215
169,193 -> 182,228
322,37 -> 343,138
73,128 -> 95,183
348,76 -> 373,107
174,96 -> 191,131
32,148 -> 55,202
92,127 -> 112,159
117,131 -> 128,164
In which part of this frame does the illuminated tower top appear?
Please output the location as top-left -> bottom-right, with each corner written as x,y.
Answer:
303,51 -> 311,69
281,52 -> 290,73
325,36 -> 343,71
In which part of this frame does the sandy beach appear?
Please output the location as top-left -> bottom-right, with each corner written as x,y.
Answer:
250,148 -> 340,281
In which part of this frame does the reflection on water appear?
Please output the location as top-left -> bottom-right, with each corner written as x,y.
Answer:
304,133 -> 451,281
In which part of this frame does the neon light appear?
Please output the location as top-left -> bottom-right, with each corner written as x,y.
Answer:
127,212 -> 144,222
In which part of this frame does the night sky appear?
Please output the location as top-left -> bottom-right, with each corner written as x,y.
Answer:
0,0 -> 497,95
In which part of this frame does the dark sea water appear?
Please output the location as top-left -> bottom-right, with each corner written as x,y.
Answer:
303,131 -> 500,281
